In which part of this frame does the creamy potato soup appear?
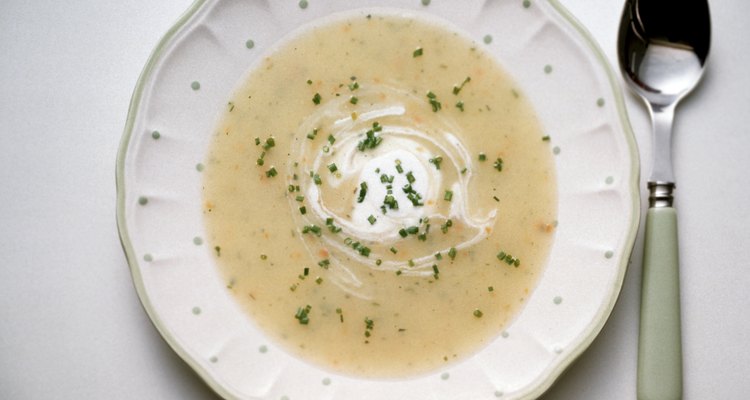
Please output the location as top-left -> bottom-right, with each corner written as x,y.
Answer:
202,12 -> 557,378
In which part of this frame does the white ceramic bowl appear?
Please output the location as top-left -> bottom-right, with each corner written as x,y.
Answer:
116,1 -> 639,399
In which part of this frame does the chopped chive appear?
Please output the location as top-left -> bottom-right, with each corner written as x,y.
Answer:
493,158 -> 504,171
406,226 -> 419,235
493,196 -> 500,202
304,267 -> 309,276
473,309 -> 483,318
299,206 -> 307,215
429,156 -> 443,170
357,122 -> 384,151
408,259 -> 415,267
440,219 -> 453,234
306,79 -> 313,85
542,135 -> 551,141
359,246 -> 371,257
263,137 -> 275,150
348,81 -> 359,91
448,247 -> 457,260
350,96 -> 359,104
322,145 -> 330,153
214,246 -> 221,256
398,228 -> 408,238
406,171 -> 416,184
265,167 -> 278,177
452,76 -> 471,95
455,101 -> 465,112
413,47 -> 424,57
390,247 -> 398,254
435,252 -> 443,260
432,264 -> 440,279
327,163 -> 338,173
327,134 -> 336,144
306,128 -> 318,140
260,254 -> 268,260
395,163 -> 404,174
294,305 -> 312,325
313,174 -> 322,185
478,153 -> 486,161
396,270 -> 402,276
288,184 -> 295,192
312,93 -> 322,105
295,195 -> 304,202
318,259 -> 330,268
426,91 -> 442,112
375,259 -> 382,266
444,190 -> 453,201
488,286 -> 494,292
367,215 -> 376,225
254,137 -> 261,146
357,182 -> 368,203
256,158 -> 264,166
315,277 -> 323,284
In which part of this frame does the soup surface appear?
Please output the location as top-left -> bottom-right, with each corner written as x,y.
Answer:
202,12 -> 557,377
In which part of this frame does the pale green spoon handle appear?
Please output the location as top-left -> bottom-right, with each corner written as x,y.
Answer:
638,207 -> 683,400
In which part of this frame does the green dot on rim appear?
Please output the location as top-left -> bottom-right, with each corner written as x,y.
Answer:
245,39 -> 255,49
193,236 -> 203,245
495,390 -> 504,397
322,377 -> 331,385
421,0 -> 431,5
196,163 -> 205,172
259,345 -> 268,353
523,0 -> 531,8
605,176 -> 614,184
192,306 -> 201,315
138,196 -> 148,205
483,34 -> 493,44
597,97 -> 606,107
191,81 -> 200,90
151,130 -> 161,139
553,146 -> 561,155
299,0 -> 308,9
143,253 -> 153,262
441,372 -> 450,380
209,356 -> 218,363
544,64 -> 552,74
605,250 -> 614,259
553,296 -> 563,305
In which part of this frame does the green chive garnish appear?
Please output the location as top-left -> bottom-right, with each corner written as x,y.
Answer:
444,190 -> 453,201
265,167 -> 278,177
473,309 -> 483,318
413,47 -> 424,57
294,305 -> 312,325
328,163 -> 338,173
478,153 -> 486,161
357,181 -> 368,203
493,158 -> 504,171
367,215 -> 376,225
312,93 -> 322,104
448,247 -> 457,260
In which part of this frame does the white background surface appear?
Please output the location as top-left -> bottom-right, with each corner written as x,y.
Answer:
1,0 -> 748,398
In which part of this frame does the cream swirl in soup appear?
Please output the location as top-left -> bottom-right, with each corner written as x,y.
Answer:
203,12 -> 557,378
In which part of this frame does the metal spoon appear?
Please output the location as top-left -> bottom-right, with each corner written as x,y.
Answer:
617,0 -> 710,399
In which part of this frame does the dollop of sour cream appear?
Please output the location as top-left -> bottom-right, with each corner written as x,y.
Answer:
288,85 -> 495,298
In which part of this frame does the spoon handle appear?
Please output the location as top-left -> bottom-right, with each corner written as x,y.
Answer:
638,206 -> 683,400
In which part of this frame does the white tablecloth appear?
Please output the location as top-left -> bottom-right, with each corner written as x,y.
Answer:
1,1 -> 748,398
